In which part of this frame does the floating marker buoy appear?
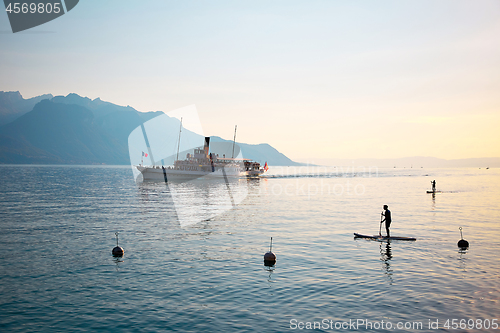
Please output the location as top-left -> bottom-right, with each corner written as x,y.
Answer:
264,251 -> 276,262
112,246 -> 124,257
457,227 -> 469,249
264,237 -> 276,267
112,232 -> 124,257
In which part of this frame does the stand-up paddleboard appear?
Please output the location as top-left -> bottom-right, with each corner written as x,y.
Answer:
426,190 -> 442,194
354,233 -> 416,241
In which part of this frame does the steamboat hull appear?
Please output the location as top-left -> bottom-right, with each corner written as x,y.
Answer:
137,165 -> 263,182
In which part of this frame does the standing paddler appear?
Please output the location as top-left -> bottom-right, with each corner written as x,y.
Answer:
381,205 -> 392,238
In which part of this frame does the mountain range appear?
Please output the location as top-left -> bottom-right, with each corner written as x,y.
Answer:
1,91 -> 497,167
0,91 -> 53,126
0,92 -> 301,166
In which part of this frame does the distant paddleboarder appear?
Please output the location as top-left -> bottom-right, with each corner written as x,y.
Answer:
381,205 -> 392,238
431,180 -> 436,192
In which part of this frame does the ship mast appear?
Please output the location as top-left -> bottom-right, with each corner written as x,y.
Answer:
231,125 -> 237,158
176,117 -> 183,161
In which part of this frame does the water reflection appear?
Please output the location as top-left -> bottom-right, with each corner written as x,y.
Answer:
263,265 -> 276,295
136,177 -> 250,227
169,178 -> 248,227
457,250 -> 468,279
380,241 -> 393,284
113,257 -> 124,271
264,265 -> 275,275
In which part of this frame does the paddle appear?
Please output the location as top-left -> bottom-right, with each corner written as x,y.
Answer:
379,211 -> 383,237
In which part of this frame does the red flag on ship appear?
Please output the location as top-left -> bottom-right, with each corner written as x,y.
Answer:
264,162 -> 269,171
142,151 -> 148,157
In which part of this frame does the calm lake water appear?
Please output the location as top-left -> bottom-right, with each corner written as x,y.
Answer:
0,165 -> 499,332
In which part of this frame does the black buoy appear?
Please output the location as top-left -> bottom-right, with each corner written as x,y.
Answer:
112,232 -> 124,257
264,237 -> 276,267
457,227 -> 469,249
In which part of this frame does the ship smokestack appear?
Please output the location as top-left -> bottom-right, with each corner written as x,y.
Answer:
204,137 -> 210,157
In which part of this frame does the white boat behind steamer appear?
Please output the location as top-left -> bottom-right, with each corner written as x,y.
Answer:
137,137 -> 267,182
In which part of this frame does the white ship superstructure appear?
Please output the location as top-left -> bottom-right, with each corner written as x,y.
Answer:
137,136 -> 266,182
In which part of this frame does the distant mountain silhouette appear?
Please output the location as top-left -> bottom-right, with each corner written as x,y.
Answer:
0,92 -> 303,166
0,91 -> 53,126
51,93 -> 162,160
0,94 -> 163,164
0,99 -> 126,164
210,136 -> 300,166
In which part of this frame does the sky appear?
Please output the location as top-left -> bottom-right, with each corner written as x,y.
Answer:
1,0 -> 499,163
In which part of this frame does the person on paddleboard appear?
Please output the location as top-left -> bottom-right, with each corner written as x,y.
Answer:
431,180 -> 436,192
381,205 -> 392,238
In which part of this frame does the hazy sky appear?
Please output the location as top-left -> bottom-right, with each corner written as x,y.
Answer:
1,0 -> 499,162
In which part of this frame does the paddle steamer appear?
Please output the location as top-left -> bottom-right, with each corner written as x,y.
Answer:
137,136 -> 267,182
